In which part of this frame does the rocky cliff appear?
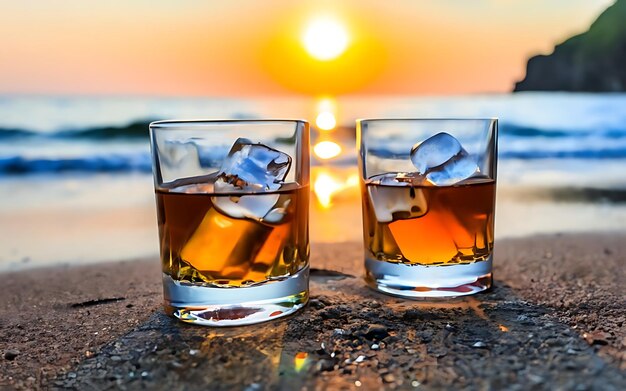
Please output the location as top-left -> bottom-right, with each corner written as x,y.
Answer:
514,0 -> 626,92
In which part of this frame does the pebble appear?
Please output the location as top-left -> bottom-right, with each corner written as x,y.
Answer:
472,341 -> 488,349
403,309 -> 421,321
365,324 -> 389,340
583,330 -> 610,346
382,373 -> 396,383
371,344 -> 380,350
309,299 -> 324,309
4,350 -> 19,360
320,307 -> 342,320
315,359 -> 335,372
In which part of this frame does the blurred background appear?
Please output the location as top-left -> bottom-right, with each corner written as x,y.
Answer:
1,0 -> 625,270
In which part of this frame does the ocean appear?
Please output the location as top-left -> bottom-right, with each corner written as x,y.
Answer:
2,93 -> 626,180
1,92 -> 626,270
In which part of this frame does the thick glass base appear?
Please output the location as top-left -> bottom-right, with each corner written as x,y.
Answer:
162,266 -> 309,326
365,256 -> 492,299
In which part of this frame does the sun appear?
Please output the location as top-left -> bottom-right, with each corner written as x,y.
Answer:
303,18 -> 349,61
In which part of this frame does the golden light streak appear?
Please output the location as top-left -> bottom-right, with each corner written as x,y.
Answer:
294,352 -> 308,372
313,170 -> 360,208
313,141 -> 342,160
314,173 -> 343,208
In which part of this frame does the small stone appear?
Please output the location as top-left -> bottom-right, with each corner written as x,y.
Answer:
403,309 -> 421,321
4,350 -> 19,360
67,372 -> 77,379
365,324 -> 389,340
315,359 -> 335,372
445,323 -> 455,331
110,355 -> 121,362
141,371 -> 149,378
309,299 -> 325,309
472,341 -> 488,348
333,328 -> 346,336
412,380 -> 421,387
355,355 -> 366,363
189,349 -> 200,356
371,344 -> 380,350
583,330 -> 610,346
383,373 -> 396,383
355,380 -> 362,387
320,307 -> 341,320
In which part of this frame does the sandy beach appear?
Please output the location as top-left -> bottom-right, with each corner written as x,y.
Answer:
1,232 -> 624,389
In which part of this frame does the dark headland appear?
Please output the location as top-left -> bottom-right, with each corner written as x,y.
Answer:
514,0 -> 626,92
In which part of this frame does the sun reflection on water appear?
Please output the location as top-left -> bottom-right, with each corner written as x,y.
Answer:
313,168 -> 359,209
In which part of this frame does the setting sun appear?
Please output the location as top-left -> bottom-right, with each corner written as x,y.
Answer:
303,18 -> 349,61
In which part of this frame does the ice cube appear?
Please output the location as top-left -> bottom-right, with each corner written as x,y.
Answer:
367,173 -> 428,223
370,172 -> 423,186
410,132 -> 463,174
217,138 -> 291,192
410,132 -> 478,186
262,199 -> 292,224
212,194 -> 280,220
212,139 -> 293,222
425,153 -> 478,186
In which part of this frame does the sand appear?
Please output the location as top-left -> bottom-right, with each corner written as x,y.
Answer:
0,233 -> 624,389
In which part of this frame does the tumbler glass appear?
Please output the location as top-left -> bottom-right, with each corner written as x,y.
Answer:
357,118 -> 497,298
150,120 -> 310,325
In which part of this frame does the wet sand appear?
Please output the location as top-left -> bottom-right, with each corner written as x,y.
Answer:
1,232 -> 624,390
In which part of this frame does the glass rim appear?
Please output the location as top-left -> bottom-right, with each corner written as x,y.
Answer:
150,118 -> 308,129
356,117 -> 498,124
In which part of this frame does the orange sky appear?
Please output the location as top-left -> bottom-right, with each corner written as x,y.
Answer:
0,0 -> 614,96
